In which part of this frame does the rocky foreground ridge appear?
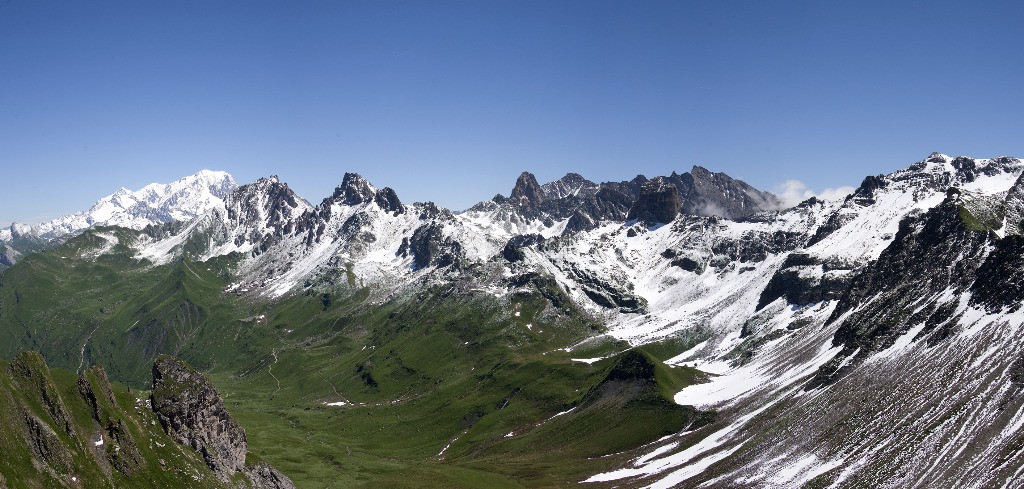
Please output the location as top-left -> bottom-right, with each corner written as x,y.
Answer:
0,351 -> 292,488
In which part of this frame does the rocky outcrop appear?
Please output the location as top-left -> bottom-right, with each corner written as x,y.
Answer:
566,264 -> 647,314
244,461 -> 297,489
77,366 -> 116,424
7,351 -> 75,437
510,171 -> 546,208
151,355 -> 295,488
152,355 -> 247,480
502,234 -> 545,263
712,230 -> 806,264
398,223 -> 464,269
541,173 -> 597,200
471,167 -> 777,237
756,253 -> 853,309
373,187 -> 405,215
226,177 -> 308,236
1002,171 -> 1024,236
627,177 -> 682,225
672,166 -> 781,219
333,172 -> 376,206
22,412 -> 73,474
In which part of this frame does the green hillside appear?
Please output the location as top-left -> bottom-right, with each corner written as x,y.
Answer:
0,230 -> 713,487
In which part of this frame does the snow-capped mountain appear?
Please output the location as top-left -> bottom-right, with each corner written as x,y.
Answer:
123,151 -> 1024,487
128,165 -> 790,301
11,152 -> 1024,487
0,170 -> 236,269
1,169 -> 236,242
579,153 -> 1024,487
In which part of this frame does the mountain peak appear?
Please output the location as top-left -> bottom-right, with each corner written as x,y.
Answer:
541,172 -> 597,200
690,165 -> 712,175
673,166 -> 781,218
10,170 -> 238,240
332,173 -> 378,206
374,187 -> 405,215
510,171 -> 545,208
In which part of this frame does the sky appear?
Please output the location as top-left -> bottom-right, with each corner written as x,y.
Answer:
1,1 -> 1023,223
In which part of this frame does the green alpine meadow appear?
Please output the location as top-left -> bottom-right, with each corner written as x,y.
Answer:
0,223 -> 711,487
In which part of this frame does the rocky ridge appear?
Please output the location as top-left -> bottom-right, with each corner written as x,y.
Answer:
0,351 -> 243,487
151,355 -> 294,488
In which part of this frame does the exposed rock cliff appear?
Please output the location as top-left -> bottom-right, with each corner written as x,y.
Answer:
151,355 -> 295,488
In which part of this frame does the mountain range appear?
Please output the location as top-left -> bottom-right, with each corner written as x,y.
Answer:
2,152 -> 1024,487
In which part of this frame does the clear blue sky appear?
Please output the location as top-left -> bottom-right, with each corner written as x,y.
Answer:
2,1 -> 1022,223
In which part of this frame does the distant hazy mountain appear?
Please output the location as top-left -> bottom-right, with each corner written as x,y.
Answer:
0,170 -> 235,268
4,169 -> 236,240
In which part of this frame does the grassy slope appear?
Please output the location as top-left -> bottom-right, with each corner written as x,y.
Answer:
0,351 -> 227,488
0,231 -> 711,487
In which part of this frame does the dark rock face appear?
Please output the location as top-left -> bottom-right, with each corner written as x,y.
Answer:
399,223 -> 464,269
151,355 -> 247,481
333,173 -> 376,205
970,235 -> 1024,313
565,265 -> 647,313
227,177 -> 306,231
671,166 -> 781,219
510,171 -> 546,208
481,166 -> 777,236
557,185 -> 636,234
23,413 -> 72,473
604,350 -> 656,382
853,174 -> 888,201
1002,172 -> 1024,236
627,178 -> 682,225
671,256 -> 703,273
712,230 -> 806,264
756,253 -> 853,310
502,234 -> 545,263
7,351 -> 75,437
222,176 -> 309,256
808,198 -> 991,388
564,211 -> 598,234
151,356 -> 294,488
339,213 -> 375,243
417,202 -> 452,221
106,418 -> 144,476
540,173 -> 597,200
77,366 -> 116,424
591,186 -> 636,218
373,187 -> 405,215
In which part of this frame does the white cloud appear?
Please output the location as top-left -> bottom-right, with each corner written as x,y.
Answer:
774,180 -> 856,208
815,185 -> 857,202
697,202 -> 727,218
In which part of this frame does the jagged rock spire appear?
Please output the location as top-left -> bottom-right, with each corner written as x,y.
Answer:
333,173 -> 376,205
374,186 -> 405,215
510,171 -> 546,208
